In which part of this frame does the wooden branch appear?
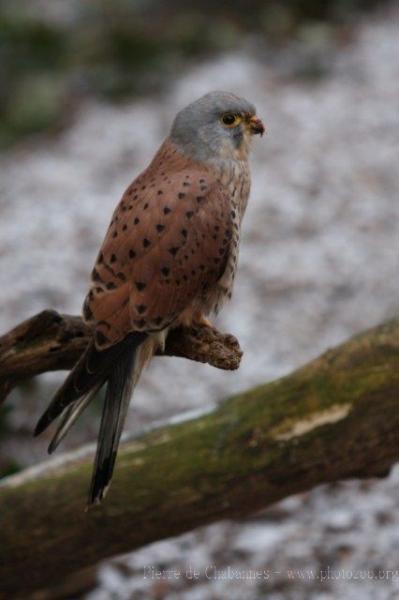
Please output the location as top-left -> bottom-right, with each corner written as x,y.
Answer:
1,319 -> 399,597
0,310 -> 242,403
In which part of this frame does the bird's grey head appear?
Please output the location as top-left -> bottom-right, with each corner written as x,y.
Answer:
170,91 -> 264,163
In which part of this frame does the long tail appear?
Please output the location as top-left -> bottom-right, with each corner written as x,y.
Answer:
88,343 -> 140,505
34,331 -> 147,504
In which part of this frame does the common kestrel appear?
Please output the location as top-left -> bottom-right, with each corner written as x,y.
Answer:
35,91 -> 264,504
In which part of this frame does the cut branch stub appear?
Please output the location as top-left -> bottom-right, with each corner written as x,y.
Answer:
0,310 -> 243,403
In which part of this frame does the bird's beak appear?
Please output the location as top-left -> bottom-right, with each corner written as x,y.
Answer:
248,115 -> 265,136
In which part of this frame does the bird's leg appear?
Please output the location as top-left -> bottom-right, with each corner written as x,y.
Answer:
194,313 -> 213,329
176,306 -> 212,329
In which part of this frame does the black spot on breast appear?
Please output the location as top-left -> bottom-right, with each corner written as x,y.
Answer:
161,266 -> 170,276
143,203 -> 149,210
96,331 -> 110,346
134,217 -> 140,225
112,231 -> 118,238
98,252 -> 104,264
178,193 -> 185,199
231,210 -> 236,218
157,190 -> 163,195
183,181 -> 190,187
181,229 -> 187,238
136,304 -> 147,314
169,246 -> 179,256
92,269 -> 102,282
117,272 -> 126,281
154,317 -> 163,326
106,282 -> 117,290
186,211 -> 194,219
196,196 -> 205,203
83,303 -> 93,320
135,281 -> 146,291
110,254 -> 117,263
156,224 -> 165,233
200,185 -> 207,192
122,224 -> 128,231
163,206 -> 171,215
143,238 -> 151,248
129,249 -> 136,259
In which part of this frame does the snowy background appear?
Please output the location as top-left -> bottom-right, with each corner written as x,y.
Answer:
1,2 -> 399,598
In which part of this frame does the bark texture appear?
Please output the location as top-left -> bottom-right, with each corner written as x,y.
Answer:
1,318 -> 399,598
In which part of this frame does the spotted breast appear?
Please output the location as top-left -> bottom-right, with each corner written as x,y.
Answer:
200,157 -> 251,315
83,140 -> 237,348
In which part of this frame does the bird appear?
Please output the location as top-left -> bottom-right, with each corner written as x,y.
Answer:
34,91 -> 265,505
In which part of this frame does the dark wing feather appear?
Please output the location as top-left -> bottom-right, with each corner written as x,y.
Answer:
34,332 -> 146,437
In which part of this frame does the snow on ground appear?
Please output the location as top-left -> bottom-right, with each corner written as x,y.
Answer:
1,3 -> 399,599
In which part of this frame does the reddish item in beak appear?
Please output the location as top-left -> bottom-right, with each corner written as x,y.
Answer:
249,116 -> 265,136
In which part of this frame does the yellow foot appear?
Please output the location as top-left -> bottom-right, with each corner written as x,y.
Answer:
195,315 -> 213,328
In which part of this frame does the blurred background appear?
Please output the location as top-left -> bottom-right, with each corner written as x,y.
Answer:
1,0 -> 399,598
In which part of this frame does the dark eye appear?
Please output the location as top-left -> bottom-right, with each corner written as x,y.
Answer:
221,113 -> 237,126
